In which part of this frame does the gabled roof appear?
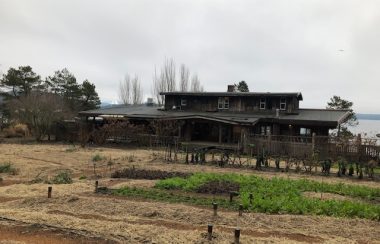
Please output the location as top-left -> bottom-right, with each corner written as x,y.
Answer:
160,92 -> 303,100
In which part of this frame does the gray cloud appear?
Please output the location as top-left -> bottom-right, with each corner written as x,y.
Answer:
0,0 -> 379,112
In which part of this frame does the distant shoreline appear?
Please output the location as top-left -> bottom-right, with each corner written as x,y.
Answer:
357,114 -> 380,121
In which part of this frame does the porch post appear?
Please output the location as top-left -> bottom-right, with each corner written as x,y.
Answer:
356,133 -> 362,161
184,122 -> 191,142
219,124 -> 222,144
178,125 -> 181,138
241,126 -> 248,152
312,132 -> 316,152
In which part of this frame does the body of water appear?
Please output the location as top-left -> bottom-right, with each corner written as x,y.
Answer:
349,119 -> 380,138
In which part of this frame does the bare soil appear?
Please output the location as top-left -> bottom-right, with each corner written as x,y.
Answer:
0,142 -> 379,243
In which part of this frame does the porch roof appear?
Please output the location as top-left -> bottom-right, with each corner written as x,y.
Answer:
79,105 -> 349,127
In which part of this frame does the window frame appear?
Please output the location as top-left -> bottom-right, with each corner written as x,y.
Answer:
300,127 -> 311,136
224,97 -> 229,109
181,99 -> 187,106
280,98 -> 286,110
260,125 -> 271,135
218,97 -> 229,110
260,98 -> 266,110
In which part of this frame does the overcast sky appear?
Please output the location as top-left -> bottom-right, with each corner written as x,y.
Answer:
0,0 -> 379,113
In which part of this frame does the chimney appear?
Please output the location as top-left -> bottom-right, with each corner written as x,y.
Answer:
227,85 -> 236,92
146,97 -> 154,106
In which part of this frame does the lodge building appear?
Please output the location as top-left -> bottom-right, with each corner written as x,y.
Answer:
79,85 -> 350,147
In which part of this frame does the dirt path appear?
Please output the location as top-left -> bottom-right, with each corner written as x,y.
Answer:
0,189 -> 379,243
0,218 -> 116,244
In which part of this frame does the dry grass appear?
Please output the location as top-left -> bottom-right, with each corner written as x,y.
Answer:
0,143 -> 379,243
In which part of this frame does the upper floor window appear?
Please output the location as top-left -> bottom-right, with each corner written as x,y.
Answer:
181,99 -> 187,106
280,98 -> 286,110
260,98 -> 266,110
218,97 -> 229,110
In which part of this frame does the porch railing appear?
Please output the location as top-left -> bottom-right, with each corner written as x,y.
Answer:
247,134 -> 380,161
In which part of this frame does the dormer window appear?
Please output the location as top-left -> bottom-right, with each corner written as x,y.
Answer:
181,99 -> 187,106
260,98 -> 266,110
280,98 -> 286,110
218,97 -> 229,110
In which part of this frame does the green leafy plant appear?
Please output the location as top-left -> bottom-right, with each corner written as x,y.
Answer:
139,173 -> 380,220
0,162 -> 19,175
51,171 -> 73,184
92,154 -> 106,162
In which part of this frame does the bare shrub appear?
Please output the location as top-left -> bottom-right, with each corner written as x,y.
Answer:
8,92 -> 71,141
196,180 -> 240,194
111,168 -> 190,179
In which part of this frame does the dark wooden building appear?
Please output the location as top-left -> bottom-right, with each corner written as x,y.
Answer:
79,86 -> 350,146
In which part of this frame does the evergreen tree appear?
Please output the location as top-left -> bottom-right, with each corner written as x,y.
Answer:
46,68 -> 81,111
0,66 -> 41,98
236,80 -> 249,92
80,80 -> 101,110
327,95 -> 358,137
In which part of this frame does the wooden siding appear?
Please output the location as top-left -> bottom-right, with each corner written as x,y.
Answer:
164,95 -> 300,114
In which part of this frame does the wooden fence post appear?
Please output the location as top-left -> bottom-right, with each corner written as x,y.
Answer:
234,228 -> 240,244
239,204 -> 243,216
213,202 -> 218,216
95,180 -> 99,193
48,186 -> 52,198
207,224 -> 213,240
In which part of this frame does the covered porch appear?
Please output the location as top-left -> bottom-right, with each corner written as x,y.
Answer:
178,118 -> 253,146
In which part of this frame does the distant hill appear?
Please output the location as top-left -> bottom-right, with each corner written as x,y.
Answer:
100,100 -> 119,108
357,114 -> 380,120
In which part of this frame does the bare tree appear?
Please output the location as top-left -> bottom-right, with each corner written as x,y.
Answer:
118,74 -> 131,105
8,92 -> 71,141
179,64 -> 190,92
131,75 -> 143,104
152,67 -> 165,106
119,74 -> 143,105
162,58 -> 176,92
190,74 -> 203,92
152,58 -> 177,105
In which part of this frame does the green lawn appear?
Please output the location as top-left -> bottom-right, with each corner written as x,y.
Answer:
114,173 -> 380,220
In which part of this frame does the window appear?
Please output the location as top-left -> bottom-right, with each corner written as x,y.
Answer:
260,98 -> 266,110
181,99 -> 187,106
280,98 -> 286,110
260,125 -> 271,135
300,128 -> 311,136
224,97 -> 229,109
218,97 -> 229,110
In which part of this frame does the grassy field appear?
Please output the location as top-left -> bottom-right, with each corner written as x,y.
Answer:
114,173 -> 380,220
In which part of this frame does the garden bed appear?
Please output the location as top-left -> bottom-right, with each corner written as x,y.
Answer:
111,168 -> 191,180
114,172 -> 380,220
